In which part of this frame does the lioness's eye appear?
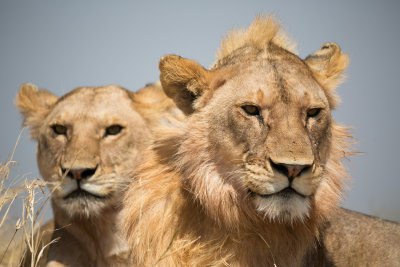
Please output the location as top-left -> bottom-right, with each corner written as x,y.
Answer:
307,108 -> 321,118
51,124 -> 67,135
241,105 -> 260,116
105,125 -> 123,136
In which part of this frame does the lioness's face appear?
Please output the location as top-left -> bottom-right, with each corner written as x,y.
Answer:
205,51 -> 332,222
35,86 -> 151,217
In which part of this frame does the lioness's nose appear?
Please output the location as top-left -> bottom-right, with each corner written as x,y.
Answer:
270,160 -> 311,181
62,167 -> 97,180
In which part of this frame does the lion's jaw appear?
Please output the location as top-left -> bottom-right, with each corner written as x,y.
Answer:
45,171 -> 123,218
36,86 -> 152,218
246,161 -> 324,223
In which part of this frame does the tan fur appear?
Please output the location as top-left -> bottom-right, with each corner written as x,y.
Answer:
322,208 -> 400,266
15,82 -> 182,267
216,15 -> 296,62
123,16 -> 353,266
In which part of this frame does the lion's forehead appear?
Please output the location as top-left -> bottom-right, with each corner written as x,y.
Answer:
60,86 -> 132,110
220,61 -> 327,107
48,87 -> 143,125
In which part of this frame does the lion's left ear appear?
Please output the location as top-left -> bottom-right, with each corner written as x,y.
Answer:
305,43 -> 349,109
15,83 -> 59,139
159,55 -> 216,115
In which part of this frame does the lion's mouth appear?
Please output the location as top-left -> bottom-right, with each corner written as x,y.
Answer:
63,188 -> 106,200
248,187 -> 306,199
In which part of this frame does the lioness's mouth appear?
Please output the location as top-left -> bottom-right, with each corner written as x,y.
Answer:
63,188 -> 106,200
248,187 -> 306,199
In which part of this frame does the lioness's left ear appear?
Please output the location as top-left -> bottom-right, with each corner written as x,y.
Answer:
159,55 -> 215,115
305,43 -> 349,109
15,83 -> 59,139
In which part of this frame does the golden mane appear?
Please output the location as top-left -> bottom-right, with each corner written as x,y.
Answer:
122,121 -> 353,266
216,15 -> 296,62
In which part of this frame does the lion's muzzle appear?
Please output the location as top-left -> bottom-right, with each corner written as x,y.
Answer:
62,166 -> 98,180
269,159 -> 312,183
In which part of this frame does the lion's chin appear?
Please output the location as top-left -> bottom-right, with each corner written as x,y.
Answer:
252,190 -> 311,223
54,191 -> 112,219
63,188 -> 106,200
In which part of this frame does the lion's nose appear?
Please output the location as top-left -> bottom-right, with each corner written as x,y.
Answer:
270,160 -> 311,182
62,167 -> 97,180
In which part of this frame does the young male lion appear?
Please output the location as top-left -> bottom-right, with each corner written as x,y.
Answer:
121,16 -> 371,266
16,82 -> 181,266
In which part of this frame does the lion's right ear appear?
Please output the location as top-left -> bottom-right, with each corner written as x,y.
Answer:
15,83 -> 58,139
159,55 -> 215,115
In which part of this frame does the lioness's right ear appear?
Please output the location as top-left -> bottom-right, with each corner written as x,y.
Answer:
159,55 -> 215,115
15,83 -> 58,139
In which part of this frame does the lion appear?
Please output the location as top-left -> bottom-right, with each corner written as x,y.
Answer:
15,82 -> 181,267
121,15 -> 356,266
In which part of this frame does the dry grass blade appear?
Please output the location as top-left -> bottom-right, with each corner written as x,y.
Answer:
155,230 -> 179,265
0,193 -> 17,228
35,237 -> 60,267
0,228 -> 18,265
0,131 -> 53,267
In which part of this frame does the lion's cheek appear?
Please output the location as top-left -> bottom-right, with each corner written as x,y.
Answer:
292,175 -> 322,196
308,118 -> 332,164
37,148 -> 60,182
242,167 -> 288,195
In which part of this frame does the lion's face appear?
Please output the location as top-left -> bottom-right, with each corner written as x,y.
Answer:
205,52 -> 331,221
160,41 -> 349,223
17,85 -> 155,218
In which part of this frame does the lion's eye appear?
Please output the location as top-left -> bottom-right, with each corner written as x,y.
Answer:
307,108 -> 321,118
241,105 -> 260,116
105,125 -> 123,136
51,124 -> 67,135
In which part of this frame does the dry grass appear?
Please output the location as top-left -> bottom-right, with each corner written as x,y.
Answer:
0,133 -> 53,267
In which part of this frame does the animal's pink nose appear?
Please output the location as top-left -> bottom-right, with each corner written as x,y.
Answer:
270,160 -> 311,182
62,167 -> 97,180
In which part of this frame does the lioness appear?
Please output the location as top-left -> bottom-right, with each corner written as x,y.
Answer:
121,16 -> 399,266
16,82 -> 181,266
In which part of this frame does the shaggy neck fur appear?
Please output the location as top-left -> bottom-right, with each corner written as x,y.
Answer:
122,118 -> 352,266
52,200 -> 130,266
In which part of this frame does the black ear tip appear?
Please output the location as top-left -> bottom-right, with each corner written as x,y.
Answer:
320,43 -> 338,50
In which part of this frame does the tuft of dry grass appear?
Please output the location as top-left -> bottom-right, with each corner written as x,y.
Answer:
0,132 -> 53,267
